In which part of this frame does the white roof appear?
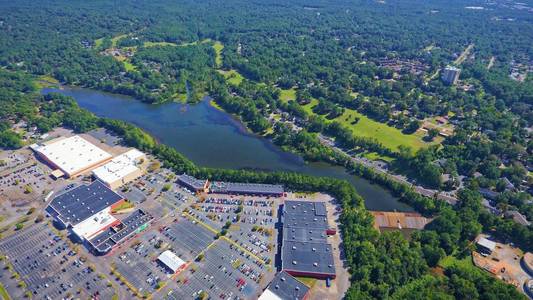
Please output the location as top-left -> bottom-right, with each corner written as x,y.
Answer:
72,207 -> 117,240
34,135 -> 112,176
477,237 -> 496,251
92,149 -> 144,185
158,250 -> 186,273
258,289 -> 283,300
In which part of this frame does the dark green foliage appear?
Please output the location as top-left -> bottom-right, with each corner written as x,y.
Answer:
1,0 -> 532,298
0,130 -> 23,149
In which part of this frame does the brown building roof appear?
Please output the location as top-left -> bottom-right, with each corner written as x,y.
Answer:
371,211 -> 430,230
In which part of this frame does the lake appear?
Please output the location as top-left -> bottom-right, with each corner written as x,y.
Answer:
42,87 -> 413,212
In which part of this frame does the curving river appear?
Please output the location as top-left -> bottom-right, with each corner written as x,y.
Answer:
42,87 -> 413,212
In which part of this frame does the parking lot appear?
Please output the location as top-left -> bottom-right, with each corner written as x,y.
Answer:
191,195 -> 278,266
160,217 -> 216,261
113,233 -> 169,295
0,223 -> 115,300
122,168 -> 192,211
0,137 -> 348,300
167,238 -> 268,300
0,163 -> 49,202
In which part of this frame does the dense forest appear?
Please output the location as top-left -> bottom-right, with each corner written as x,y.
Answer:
1,0 -> 532,299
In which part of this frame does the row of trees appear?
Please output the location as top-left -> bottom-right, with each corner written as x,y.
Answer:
1,73 -> 528,299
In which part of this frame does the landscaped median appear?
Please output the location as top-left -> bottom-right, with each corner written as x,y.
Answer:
0,282 -> 11,300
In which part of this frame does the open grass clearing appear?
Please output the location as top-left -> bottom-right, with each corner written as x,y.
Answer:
439,255 -> 475,270
363,151 -> 394,162
143,41 -> 178,47
218,69 -> 244,86
94,38 -> 104,48
279,88 -> 297,101
111,34 -> 129,47
213,41 -> 224,67
122,60 -> 137,71
299,98 -> 433,151
33,74 -> 59,89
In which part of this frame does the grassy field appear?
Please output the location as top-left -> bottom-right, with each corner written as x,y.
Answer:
217,69 -> 244,86
438,255 -> 475,270
363,151 -> 394,162
122,60 -> 137,71
111,34 -> 129,48
213,41 -> 224,68
298,98 -> 432,151
143,41 -> 178,47
279,88 -> 297,101
33,74 -> 59,89
94,38 -> 104,48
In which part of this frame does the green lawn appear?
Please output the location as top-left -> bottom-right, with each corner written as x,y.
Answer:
33,74 -> 59,89
122,60 -> 137,71
279,88 -> 297,101
143,41 -> 178,47
218,69 -> 244,86
94,38 -> 104,48
438,255 -> 475,270
300,98 -> 431,151
111,34 -> 128,47
363,151 -> 394,162
213,41 -> 224,68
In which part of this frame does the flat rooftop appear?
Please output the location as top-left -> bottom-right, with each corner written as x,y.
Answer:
210,181 -> 284,195
283,226 -> 328,243
371,211 -> 430,230
158,250 -> 186,273
177,173 -> 208,190
89,209 -> 153,253
259,271 -> 309,300
283,201 -> 329,229
477,237 -> 496,251
72,209 -> 118,240
92,148 -> 144,184
283,214 -> 329,229
281,241 -> 336,276
284,201 -> 327,217
47,181 -> 124,227
32,135 -> 112,177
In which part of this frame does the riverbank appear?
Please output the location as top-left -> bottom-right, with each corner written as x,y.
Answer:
41,86 -> 413,212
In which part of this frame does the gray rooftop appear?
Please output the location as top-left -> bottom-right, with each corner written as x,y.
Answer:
265,271 -> 309,300
177,174 -> 208,191
282,201 -> 329,229
284,201 -> 327,217
210,181 -> 284,195
47,181 -> 123,227
282,214 -> 329,230
283,227 -> 328,243
281,241 -> 336,276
